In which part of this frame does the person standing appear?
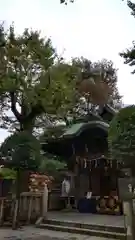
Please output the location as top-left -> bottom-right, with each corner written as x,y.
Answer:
61,176 -> 71,209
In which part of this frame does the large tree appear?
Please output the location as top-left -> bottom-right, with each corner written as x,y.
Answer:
0,24 -> 121,136
0,24 -> 77,133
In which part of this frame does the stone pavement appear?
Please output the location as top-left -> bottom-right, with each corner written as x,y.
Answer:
0,226 -> 116,240
47,211 -> 124,227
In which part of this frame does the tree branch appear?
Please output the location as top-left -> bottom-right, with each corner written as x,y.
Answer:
10,92 -> 21,122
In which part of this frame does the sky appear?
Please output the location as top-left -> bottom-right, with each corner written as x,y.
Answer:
0,0 -> 135,142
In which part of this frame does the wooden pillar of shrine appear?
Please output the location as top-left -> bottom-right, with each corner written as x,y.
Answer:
74,155 -> 80,205
74,155 -> 90,200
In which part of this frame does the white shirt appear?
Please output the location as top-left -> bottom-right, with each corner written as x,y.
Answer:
61,179 -> 70,197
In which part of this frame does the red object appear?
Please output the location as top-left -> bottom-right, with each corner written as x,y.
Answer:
29,173 -> 54,192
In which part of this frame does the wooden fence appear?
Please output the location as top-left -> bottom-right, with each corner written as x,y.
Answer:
0,184 -> 48,228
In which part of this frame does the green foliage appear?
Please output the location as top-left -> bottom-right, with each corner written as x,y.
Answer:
120,1 -> 135,73
0,24 -> 76,132
0,131 -> 41,170
39,157 -> 66,176
40,125 -> 66,141
0,24 -> 121,135
0,167 -> 16,179
108,105 -> 135,167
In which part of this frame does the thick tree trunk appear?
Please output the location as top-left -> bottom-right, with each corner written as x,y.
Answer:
12,168 -> 21,229
20,171 -> 30,192
11,99 -> 39,227
20,118 -> 35,133
18,118 -> 35,192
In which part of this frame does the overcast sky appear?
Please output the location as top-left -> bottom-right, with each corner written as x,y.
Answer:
0,0 -> 135,142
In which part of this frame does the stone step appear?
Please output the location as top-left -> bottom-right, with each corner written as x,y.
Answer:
44,219 -> 125,234
38,223 -> 126,240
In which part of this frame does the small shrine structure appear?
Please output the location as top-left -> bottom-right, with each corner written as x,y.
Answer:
42,104 -> 122,214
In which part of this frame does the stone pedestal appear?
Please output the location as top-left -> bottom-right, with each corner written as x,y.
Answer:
123,201 -> 135,240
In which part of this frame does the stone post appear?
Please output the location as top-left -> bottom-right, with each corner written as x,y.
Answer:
119,178 -> 135,240
42,184 -> 48,219
123,201 -> 135,240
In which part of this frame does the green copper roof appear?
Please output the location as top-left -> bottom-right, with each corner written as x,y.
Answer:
61,121 -> 109,138
63,123 -> 84,136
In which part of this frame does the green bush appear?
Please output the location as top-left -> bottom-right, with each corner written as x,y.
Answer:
108,105 -> 135,168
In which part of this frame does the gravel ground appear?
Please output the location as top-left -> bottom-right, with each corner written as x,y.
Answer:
0,226 -> 115,240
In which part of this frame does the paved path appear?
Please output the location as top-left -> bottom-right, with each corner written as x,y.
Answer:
0,212 -> 124,239
0,226 -> 116,240
47,211 -> 124,227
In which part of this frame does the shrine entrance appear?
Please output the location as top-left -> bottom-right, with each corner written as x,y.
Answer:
73,154 -> 118,198
43,121 -> 122,215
